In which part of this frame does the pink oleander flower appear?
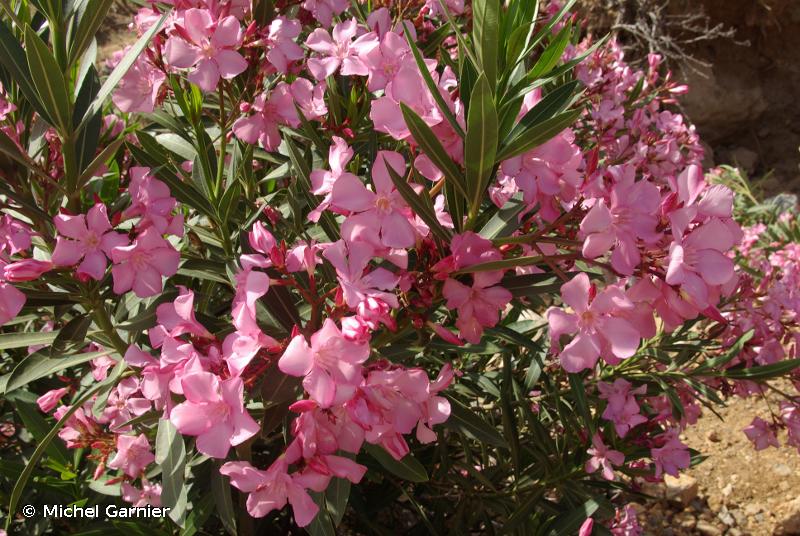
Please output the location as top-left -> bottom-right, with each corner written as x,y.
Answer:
442,273 -> 512,345
0,282 -> 26,326
54,404 -> 100,449
99,377 -> 152,431
264,16 -> 304,73
0,214 -> 32,255
305,19 -> 378,81
169,372 -> 259,458
651,429 -> 691,478
598,379 -> 647,438
308,136 -> 356,221
585,433 -> 625,480
164,8 -> 248,92
112,53 -> 165,113
36,387 -> 68,413
279,318 -> 370,407
370,61 -> 442,140
743,416 -> 780,451
107,433 -> 155,477
323,239 -> 399,312
123,167 -> 184,236
346,364 -> 452,459
2,259 -> 53,282
111,228 -> 180,298
331,151 -> 417,249
223,265 -> 279,376
51,204 -> 128,280
290,78 -> 328,121
220,459 -> 318,526
121,480 -> 162,507
303,0 -> 349,26
580,167 -> 662,275
151,286 -> 213,348
233,82 -> 298,150
546,274 -> 642,373
361,31 -> 413,91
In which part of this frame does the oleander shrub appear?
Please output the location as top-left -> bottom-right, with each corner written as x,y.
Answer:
0,0 -> 797,534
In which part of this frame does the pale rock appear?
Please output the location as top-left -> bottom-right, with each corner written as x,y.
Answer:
664,474 -> 699,505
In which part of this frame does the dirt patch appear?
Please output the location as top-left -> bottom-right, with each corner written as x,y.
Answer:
637,386 -> 800,536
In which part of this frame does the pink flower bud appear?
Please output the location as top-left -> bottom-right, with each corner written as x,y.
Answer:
249,221 -> 276,255
3,259 -> 53,282
36,387 -> 68,413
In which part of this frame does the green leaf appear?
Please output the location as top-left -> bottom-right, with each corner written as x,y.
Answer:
306,493 -> 336,536
364,444 -> 429,483
506,80 -> 580,142
383,156 -> 451,243
76,136 -> 124,187
49,314 -> 91,357
0,328 -> 60,350
0,20 -> 51,122
547,498 -> 600,536
325,476 -> 350,526
77,11 -> 169,131
502,488 -> 546,534
402,22 -> 465,139
445,396 -> 507,448
496,109 -> 582,162
69,0 -> 112,65
472,0 -> 500,88
479,194 -> 526,240
465,74 -> 498,222
211,462 -> 237,536
156,418 -> 188,526
400,103 -> 468,199
693,329 -> 754,373
568,373 -> 594,434
3,350 -> 112,394
24,26 -> 71,133
529,21 -> 572,81
723,359 -> 800,380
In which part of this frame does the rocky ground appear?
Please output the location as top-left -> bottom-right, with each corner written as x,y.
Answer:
635,388 -> 800,536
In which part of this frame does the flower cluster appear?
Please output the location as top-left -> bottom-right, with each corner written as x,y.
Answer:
0,0 -> 797,534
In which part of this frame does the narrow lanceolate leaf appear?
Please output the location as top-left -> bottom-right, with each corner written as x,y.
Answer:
496,109 -> 582,162
68,0 -> 113,65
472,0 -> 500,88
383,157 -> 452,243
156,418 -> 188,526
402,21 -> 465,139
528,21 -> 572,81
3,350 -> 112,394
365,444 -> 429,483
400,103 -> 468,200
506,80 -> 581,142
0,20 -> 51,122
479,193 -> 526,239
0,329 -> 61,350
24,26 -> 72,133
211,463 -> 237,536
445,396 -> 507,448
465,74 -> 498,221
78,11 -> 169,131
